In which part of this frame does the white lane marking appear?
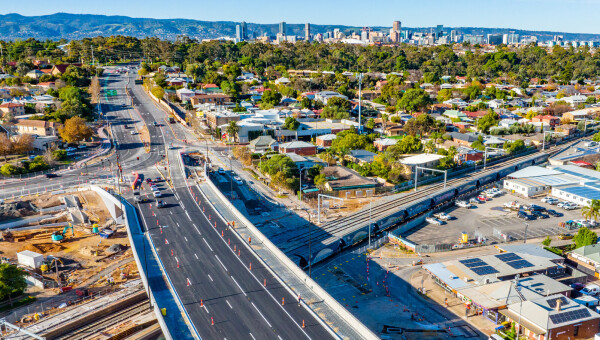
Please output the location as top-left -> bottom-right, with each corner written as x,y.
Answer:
177,222 -> 180,227
278,337 -> 282,340
175,257 -> 178,262
203,305 -> 209,313
215,255 -> 228,271
226,300 -> 232,309
251,302 -> 272,328
230,276 -> 246,296
194,253 -> 198,259
170,211 -> 173,215
203,238 -> 213,252
185,211 -> 191,221
249,334 -> 256,340
184,236 -> 188,242
181,203 -> 185,210
208,274 -> 213,282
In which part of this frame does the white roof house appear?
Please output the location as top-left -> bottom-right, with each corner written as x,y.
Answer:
400,154 -> 445,170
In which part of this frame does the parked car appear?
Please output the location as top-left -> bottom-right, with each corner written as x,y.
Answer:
581,284 -> 600,296
557,201 -> 570,208
134,196 -> 148,203
433,212 -> 452,221
456,200 -> 471,208
154,177 -> 162,183
45,173 -> 58,178
425,217 -> 442,225
504,201 -> 522,210
153,191 -> 162,198
571,282 -> 586,290
563,203 -> 579,210
469,198 -> 481,205
517,211 -> 535,220
547,209 -> 563,217
559,233 -> 574,240
526,204 -> 546,212
151,185 -> 160,191
152,121 -> 158,126
130,130 -> 136,135
541,197 -> 559,204
233,176 -> 243,184
477,195 -> 490,202
530,210 -> 549,219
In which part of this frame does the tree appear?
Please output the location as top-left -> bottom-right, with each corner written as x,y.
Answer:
0,164 -> 19,176
593,131 -> 600,142
59,116 -> 93,144
225,121 -> 240,142
313,173 -> 328,189
0,133 -> 13,162
398,88 -> 431,113
365,118 -> 375,130
574,227 -> 598,249
232,146 -> 253,166
283,117 -> 300,130
88,77 -> 101,104
437,89 -> 452,103
477,111 -> 500,133
404,113 -> 439,136
582,199 -> 600,222
504,139 -> 525,154
261,89 -> 282,106
13,134 -> 34,155
542,236 -> 552,246
322,97 -> 351,120
0,263 -> 27,306
151,86 -> 165,100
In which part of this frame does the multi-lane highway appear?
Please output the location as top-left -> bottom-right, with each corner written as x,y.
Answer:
116,71 -> 337,339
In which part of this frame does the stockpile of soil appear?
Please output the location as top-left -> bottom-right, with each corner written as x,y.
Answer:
0,201 -> 38,221
19,243 -> 64,254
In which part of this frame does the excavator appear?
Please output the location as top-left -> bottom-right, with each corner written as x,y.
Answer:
40,256 -> 64,273
51,224 -> 74,242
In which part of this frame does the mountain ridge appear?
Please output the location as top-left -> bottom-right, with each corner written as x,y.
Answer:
0,13 -> 598,42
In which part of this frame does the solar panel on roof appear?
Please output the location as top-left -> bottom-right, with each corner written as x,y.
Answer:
496,253 -> 522,262
506,259 -> 534,269
549,309 -> 591,325
471,266 -> 499,276
547,296 -> 569,308
460,259 -> 487,268
459,258 -> 480,264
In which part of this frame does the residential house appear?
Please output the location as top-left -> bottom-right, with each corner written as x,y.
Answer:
25,69 -> 45,80
532,115 -> 561,127
314,91 -> 348,105
456,147 -> 484,163
315,134 -> 336,147
248,135 -> 278,152
204,110 -> 240,130
285,153 -> 326,169
555,124 -> 577,136
0,102 -> 25,116
449,132 -> 478,146
190,94 -> 232,106
443,98 -> 468,109
464,110 -> 488,120
384,125 -> 405,137
443,109 -> 468,121
322,166 -> 377,198
16,119 -> 62,137
563,95 -> 587,106
346,150 -> 377,165
400,154 -> 445,171
278,141 -> 317,156
562,108 -> 600,122
487,99 -> 504,109
274,77 -> 290,85
361,90 -> 381,101
176,88 -> 197,102
374,138 -> 398,151
51,64 -> 82,76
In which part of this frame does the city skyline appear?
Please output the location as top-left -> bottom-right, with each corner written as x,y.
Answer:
3,0 -> 600,34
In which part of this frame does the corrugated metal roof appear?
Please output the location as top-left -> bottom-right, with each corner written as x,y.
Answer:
508,166 -> 562,178
557,185 -> 600,200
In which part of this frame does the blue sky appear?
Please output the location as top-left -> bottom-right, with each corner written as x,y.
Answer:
3,0 -> 600,34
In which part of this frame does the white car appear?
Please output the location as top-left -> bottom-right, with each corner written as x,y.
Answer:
150,185 -> 159,191
153,191 -> 162,198
433,212 -> 452,221
563,203 -> 579,210
557,201 -> 569,208
233,176 -> 243,184
130,130 -> 136,135
456,200 -> 471,208
541,197 -> 558,204
425,217 -> 442,225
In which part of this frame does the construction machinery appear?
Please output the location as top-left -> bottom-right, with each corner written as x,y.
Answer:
459,232 -> 469,244
40,256 -> 64,272
51,224 -> 74,242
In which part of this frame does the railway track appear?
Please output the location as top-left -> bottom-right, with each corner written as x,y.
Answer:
284,139 -> 581,258
54,300 -> 151,340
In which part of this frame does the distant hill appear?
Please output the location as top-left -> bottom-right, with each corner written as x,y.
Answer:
0,13 -> 598,42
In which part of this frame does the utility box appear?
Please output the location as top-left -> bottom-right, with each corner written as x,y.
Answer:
17,250 -> 44,269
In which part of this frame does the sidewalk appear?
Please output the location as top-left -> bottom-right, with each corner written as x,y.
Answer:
197,180 -> 368,340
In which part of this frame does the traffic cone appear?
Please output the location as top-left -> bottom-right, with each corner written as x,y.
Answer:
200,299 -> 203,307
221,230 -> 224,237
171,249 -> 173,256
211,317 -> 214,325
249,262 -> 252,270
302,320 -> 305,328
282,297 -> 285,306
238,249 -> 241,256
264,279 -> 266,287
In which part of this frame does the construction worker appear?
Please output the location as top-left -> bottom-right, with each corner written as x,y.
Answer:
248,236 -> 251,244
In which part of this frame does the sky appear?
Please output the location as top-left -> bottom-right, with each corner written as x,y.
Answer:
3,0 -> 600,34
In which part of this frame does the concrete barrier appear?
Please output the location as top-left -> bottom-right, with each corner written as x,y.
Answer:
202,171 -> 379,340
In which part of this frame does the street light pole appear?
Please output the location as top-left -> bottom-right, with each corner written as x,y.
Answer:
369,201 -> 372,248
523,222 -> 529,243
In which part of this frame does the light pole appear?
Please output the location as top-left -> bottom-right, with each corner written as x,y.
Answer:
317,194 -> 344,224
369,201 -> 372,248
357,73 -> 363,134
483,146 -> 504,169
523,222 -> 529,243
542,131 -> 563,150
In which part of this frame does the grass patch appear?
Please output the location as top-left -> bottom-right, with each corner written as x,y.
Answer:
276,194 -> 288,199
243,168 -> 259,179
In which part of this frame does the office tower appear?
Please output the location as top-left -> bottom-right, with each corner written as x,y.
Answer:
450,30 -> 457,42
305,23 -> 311,41
235,25 -> 241,42
436,24 -> 444,39
241,21 -> 247,40
390,20 -> 402,43
279,22 -> 287,36
487,33 -> 503,45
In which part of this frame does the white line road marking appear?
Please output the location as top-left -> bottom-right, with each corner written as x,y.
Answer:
251,302 -> 272,328
215,255 -> 228,271
208,274 -> 213,282
170,211 -> 173,215
177,222 -> 180,227
231,276 -> 246,296
181,203 -> 185,209
175,257 -> 178,262
249,334 -> 256,340
194,253 -> 198,259
278,337 -> 282,340
185,211 -> 191,220
226,300 -> 232,309
184,236 -> 188,242
203,238 -> 213,252
203,305 -> 209,313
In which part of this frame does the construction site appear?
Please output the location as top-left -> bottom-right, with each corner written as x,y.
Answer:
0,188 -> 162,340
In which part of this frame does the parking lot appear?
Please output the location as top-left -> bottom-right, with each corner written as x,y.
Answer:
404,189 -> 586,245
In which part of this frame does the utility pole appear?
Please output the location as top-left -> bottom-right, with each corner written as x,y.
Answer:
357,73 -> 363,134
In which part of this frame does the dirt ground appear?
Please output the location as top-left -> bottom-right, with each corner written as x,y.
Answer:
0,190 -> 133,289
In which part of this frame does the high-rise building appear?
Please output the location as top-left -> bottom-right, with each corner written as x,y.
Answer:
361,27 -> 372,42
279,22 -> 287,36
450,30 -> 457,42
235,25 -> 241,42
305,23 -> 311,41
487,33 -> 503,45
435,25 -> 444,39
503,32 -> 520,45
241,21 -> 247,40
390,20 -> 402,43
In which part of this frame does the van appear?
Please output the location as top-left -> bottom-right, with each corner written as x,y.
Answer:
581,284 -> 600,296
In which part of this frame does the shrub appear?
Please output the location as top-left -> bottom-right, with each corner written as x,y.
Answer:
52,149 -> 67,161
0,164 -> 20,176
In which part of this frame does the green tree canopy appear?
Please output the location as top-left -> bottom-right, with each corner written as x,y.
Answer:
574,227 -> 598,249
